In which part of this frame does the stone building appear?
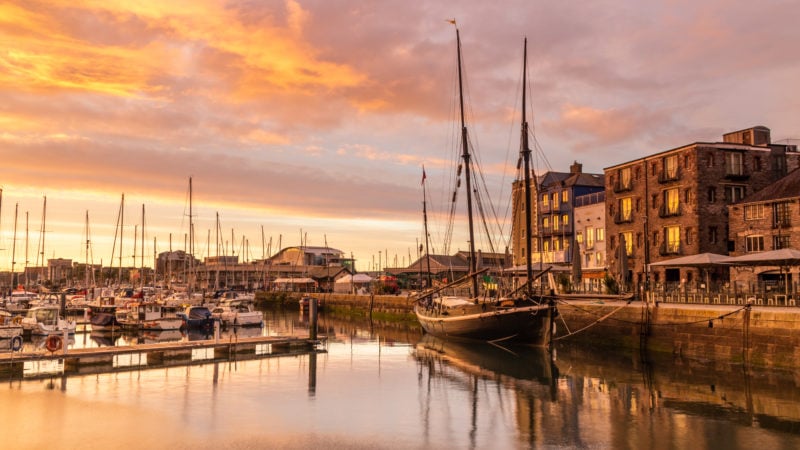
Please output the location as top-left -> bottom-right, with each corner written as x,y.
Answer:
511,161 -> 605,267
604,126 -> 799,291
728,167 -> 800,288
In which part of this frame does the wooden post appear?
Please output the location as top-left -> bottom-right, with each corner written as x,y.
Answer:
309,297 -> 318,340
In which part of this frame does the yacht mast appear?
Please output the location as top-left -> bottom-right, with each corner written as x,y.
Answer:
422,166 -> 432,289
521,37 -> 535,296
11,203 -> 18,287
455,28 -> 479,296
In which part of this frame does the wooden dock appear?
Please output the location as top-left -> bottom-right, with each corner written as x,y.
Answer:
0,335 -> 324,380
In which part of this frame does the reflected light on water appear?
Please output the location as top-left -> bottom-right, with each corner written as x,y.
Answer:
1,310 -> 799,449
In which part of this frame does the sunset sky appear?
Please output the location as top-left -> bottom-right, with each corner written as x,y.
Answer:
1,1 -> 799,274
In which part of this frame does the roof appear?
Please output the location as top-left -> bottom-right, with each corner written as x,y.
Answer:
306,266 -> 350,279
603,141 -> 777,171
335,273 -> 373,283
560,172 -> 605,188
737,167 -> 800,204
648,252 -> 731,268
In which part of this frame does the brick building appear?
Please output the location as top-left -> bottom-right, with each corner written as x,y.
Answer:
604,126 -> 799,291
728,167 -> 800,288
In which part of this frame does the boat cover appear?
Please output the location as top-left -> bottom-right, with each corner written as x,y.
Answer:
188,308 -> 212,320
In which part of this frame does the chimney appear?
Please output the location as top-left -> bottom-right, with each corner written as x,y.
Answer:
570,161 -> 582,174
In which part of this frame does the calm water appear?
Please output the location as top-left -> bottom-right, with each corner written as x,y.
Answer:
2,309 -> 799,449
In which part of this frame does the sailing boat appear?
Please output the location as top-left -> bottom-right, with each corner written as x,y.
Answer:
414,30 -> 554,345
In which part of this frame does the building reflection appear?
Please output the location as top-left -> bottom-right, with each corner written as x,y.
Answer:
412,334 -> 800,448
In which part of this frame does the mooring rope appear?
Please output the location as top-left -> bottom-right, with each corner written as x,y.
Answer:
553,299 -> 752,341
552,298 -> 634,341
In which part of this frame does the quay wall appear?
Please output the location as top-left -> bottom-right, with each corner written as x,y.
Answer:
312,293 -> 415,316
301,293 -> 800,370
556,300 -> 800,371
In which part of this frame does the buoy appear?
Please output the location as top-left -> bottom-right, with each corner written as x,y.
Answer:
45,334 -> 63,353
10,335 -> 23,352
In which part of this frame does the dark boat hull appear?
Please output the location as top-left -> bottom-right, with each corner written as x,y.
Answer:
89,311 -> 120,331
414,302 -> 552,345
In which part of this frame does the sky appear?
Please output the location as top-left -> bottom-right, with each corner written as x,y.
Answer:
1,0 -> 799,274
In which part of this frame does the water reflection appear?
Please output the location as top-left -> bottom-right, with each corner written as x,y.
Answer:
414,336 -> 559,448
2,310 -> 799,449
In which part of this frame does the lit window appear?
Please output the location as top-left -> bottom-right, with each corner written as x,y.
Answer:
664,155 -> 678,179
619,197 -> 632,221
665,226 -> 680,253
664,188 -> 679,215
622,231 -> 633,256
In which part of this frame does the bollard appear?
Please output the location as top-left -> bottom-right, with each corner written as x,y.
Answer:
309,297 -> 318,340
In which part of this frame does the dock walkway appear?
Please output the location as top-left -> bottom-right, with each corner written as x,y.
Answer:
0,335 -> 324,380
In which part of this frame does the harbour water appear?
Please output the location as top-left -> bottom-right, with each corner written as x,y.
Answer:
2,309 -> 799,449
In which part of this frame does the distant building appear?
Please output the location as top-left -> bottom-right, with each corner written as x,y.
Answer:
269,246 -> 347,267
385,251 -> 509,290
605,126 -> 800,291
511,161 -> 605,268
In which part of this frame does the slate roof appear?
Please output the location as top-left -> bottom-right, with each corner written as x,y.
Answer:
738,167 -> 800,204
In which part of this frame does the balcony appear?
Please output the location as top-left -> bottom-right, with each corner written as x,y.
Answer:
613,179 -> 633,193
658,167 -> 681,183
614,211 -> 634,224
659,203 -> 682,218
724,167 -> 749,181
773,217 -> 791,229
659,241 -> 682,256
532,250 -> 567,264
541,224 -> 573,237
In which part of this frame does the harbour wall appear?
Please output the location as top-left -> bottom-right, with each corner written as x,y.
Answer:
555,300 -> 800,371
297,293 -> 800,371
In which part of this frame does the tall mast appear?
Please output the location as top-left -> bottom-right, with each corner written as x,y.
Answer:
119,193 -> 124,285
214,212 -> 220,291
133,224 -> 137,273
85,211 -> 90,288
11,203 -> 18,287
455,28 -> 479,296
153,237 -> 157,287
422,166 -> 432,289
141,204 -> 145,288
188,176 -> 194,294
521,37 -> 534,296
38,196 -> 46,283
24,211 -> 29,286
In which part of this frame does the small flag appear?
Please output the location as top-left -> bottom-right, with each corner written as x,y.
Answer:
421,166 -> 427,185
447,19 -> 456,25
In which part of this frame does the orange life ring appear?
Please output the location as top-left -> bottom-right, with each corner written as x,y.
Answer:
45,335 -> 63,353
11,316 -> 23,325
